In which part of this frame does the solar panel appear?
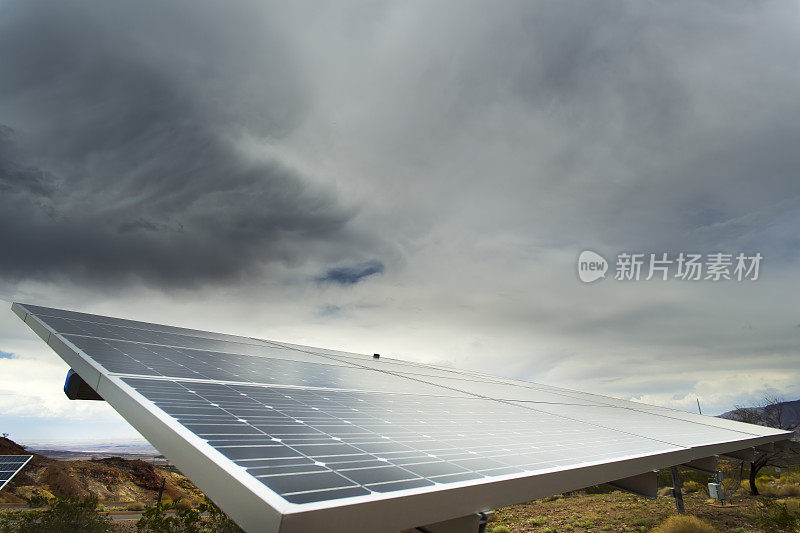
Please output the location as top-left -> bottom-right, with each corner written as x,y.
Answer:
0,455 -> 33,491
11,303 -> 792,532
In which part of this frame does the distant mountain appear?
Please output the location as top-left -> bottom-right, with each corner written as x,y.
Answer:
719,398 -> 800,430
21,438 -> 158,456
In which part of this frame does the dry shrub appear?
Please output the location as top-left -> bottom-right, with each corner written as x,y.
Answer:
682,481 -> 702,493
772,484 -> 800,497
784,499 -> 800,513
782,471 -> 800,484
739,476 -> 800,497
651,515 -> 718,533
174,497 -> 197,511
126,501 -> 145,511
756,480 -> 798,497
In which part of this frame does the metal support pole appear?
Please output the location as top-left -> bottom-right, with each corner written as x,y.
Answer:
670,466 -> 685,514
157,477 -> 166,507
715,470 -> 725,504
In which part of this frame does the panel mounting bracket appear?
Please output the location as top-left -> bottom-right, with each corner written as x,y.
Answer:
682,456 -> 718,474
416,511 -> 493,533
722,447 -> 756,462
608,470 -> 659,499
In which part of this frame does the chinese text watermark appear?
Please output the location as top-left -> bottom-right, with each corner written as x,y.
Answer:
577,251 -> 762,283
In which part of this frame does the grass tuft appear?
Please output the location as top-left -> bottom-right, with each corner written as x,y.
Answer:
651,514 -> 718,533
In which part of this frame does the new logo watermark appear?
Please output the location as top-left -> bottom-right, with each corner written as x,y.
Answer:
577,251 -> 762,283
577,250 -> 608,283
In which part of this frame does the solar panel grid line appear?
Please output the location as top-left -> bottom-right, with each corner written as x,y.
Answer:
14,302 -> 780,456
237,335 -> 499,386
261,342 -> 664,437
5,305 -> 761,441
530,402 -> 768,440
276,446 -> 698,531
185,393 -> 439,494
0,455 -> 32,491
314,364 -> 718,454
59,330 -> 322,364
22,312 -> 344,368
48,312 -> 384,375
18,304 -> 272,347
117,378 -> 424,498
26,304 -> 614,408
96,372 -> 473,400
118,375 -> 697,502
517,393 -> 785,445
279,347 -> 638,411
473,373 -> 786,437
260,339 -> 503,383
18,302 -> 792,460
384,370 -> 782,441
12,303 -> 793,533
149,379 -> 435,499
95,372 -> 568,508
17,310 -> 106,394
62,336 -> 302,383
497,400 -> 763,450
56,333 -> 473,397
94,373 -> 292,529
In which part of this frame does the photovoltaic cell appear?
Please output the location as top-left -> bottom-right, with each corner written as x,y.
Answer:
121,377 -> 682,503
0,455 -> 32,491
63,335 -> 449,394
11,303 -> 792,533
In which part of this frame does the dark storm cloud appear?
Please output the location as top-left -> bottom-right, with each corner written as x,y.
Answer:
332,1 -> 800,261
317,260 -> 385,286
0,0 -> 369,288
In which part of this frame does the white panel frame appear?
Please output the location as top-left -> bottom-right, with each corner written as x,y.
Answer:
11,303 -> 794,533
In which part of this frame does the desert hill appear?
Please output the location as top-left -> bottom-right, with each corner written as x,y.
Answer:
0,437 -> 203,507
719,398 -> 800,430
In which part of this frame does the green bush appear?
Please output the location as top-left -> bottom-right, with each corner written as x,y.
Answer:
136,502 -> 202,533
0,495 -> 112,533
754,498 -> 800,533
199,499 -> 243,533
26,495 -> 49,509
135,497 -> 242,533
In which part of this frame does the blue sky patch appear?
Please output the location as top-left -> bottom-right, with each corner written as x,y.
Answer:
318,260 -> 385,286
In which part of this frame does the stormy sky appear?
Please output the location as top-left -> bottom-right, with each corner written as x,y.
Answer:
1,0 -> 799,442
